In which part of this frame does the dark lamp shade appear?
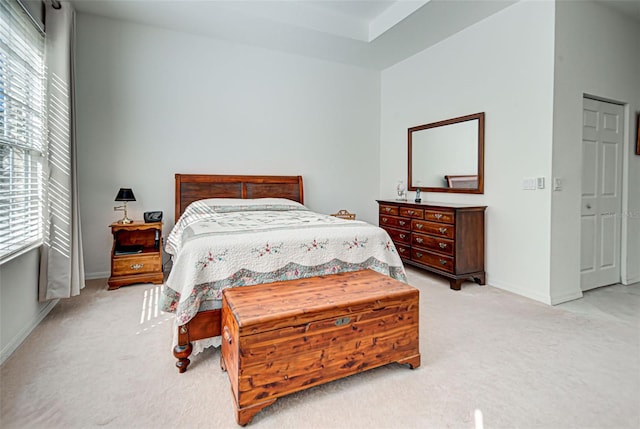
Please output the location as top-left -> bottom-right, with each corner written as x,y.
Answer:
115,188 -> 136,202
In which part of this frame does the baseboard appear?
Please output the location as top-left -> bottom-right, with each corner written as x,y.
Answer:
488,278 -> 552,305
622,274 -> 640,285
549,289 -> 584,305
0,298 -> 59,366
84,271 -> 109,280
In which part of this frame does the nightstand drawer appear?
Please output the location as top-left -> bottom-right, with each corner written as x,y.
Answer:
113,254 -> 161,276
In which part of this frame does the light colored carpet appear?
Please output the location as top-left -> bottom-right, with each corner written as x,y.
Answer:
1,267 -> 639,429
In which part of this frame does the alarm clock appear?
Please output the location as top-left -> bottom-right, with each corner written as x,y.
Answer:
143,211 -> 163,223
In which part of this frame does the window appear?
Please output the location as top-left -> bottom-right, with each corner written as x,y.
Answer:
0,0 -> 46,262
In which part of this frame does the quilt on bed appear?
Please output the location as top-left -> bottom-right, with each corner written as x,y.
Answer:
160,198 -> 407,327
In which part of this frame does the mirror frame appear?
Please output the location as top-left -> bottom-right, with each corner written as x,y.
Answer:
408,112 -> 485,194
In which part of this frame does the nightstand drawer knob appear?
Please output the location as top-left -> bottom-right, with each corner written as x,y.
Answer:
131,263 -> 144,270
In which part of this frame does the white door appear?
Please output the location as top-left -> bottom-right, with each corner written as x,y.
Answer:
580,97 -> 624,291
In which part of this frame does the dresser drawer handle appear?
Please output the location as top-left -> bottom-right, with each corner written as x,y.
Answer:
130,263 -> 144,270
384,207 -> 392,213
223,326 -> 232,344
399,234 -> 406,239
399,248 -> 406,253
439,243 -> 448,249
407,210 -> 415,215
434,213 -> 443,220
399,220 -> 406,226
438,227 -> 448,234
415,237 -> 424,244
439,259 -> 447,265
382,217 -> 388,223
416,224 -> 423,229
416,252 -> 423,258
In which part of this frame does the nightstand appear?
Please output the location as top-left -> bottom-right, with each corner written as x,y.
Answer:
108,221 -> 164,290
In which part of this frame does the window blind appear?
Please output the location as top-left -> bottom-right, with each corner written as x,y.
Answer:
0,0 -> 46,262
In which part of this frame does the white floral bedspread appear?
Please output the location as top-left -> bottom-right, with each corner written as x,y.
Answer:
160,198 -> 407,329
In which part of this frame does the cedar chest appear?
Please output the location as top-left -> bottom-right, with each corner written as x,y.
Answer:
220,269 -> 421,425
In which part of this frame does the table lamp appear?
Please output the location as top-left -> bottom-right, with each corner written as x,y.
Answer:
114,188 -> 136,224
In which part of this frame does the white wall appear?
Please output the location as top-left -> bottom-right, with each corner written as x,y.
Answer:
380,1 -> 557,303
75,14 -> 381,278
550,0 -> 640,303
0,249 -> 57,364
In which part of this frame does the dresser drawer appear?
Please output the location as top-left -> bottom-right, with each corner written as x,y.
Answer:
383,227 -> 411,244
379,205 -> 399,216
399,207 -> 424,219
411,232 -> 454,256
411,249 -> 454,273
411,220 -> 454,239
379,215 -> 410,230
424,209 -> 454,224
395,243 -> 410,259
112,254 -> 161,276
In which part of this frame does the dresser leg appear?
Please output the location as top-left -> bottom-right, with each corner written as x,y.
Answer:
449,278 -> 463,290
474,273 -> 486,285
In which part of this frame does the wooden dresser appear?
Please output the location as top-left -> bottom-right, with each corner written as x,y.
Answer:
377,200 -> 486,290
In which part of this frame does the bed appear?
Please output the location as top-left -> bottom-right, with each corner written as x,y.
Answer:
161,174 -> 407,372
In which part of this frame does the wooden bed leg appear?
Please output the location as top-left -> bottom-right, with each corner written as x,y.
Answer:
173,343 -> 192,373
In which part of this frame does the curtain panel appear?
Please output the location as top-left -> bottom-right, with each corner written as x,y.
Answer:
39,1 -> 85,300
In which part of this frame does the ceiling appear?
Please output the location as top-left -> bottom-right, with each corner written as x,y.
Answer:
70,0 -> 517,69
70,0 -> 640,70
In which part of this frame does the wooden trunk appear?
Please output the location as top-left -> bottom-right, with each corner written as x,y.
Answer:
220,270 -> 421,425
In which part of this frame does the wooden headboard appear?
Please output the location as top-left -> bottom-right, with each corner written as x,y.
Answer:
174,174 -> 304,221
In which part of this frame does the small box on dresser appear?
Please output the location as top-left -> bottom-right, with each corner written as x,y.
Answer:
377,200 -> 486,290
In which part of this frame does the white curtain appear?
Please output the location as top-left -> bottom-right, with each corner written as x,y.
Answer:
39,1 -> 85,300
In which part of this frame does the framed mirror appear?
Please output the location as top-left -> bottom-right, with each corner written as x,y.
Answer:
408,112 -> 485,194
